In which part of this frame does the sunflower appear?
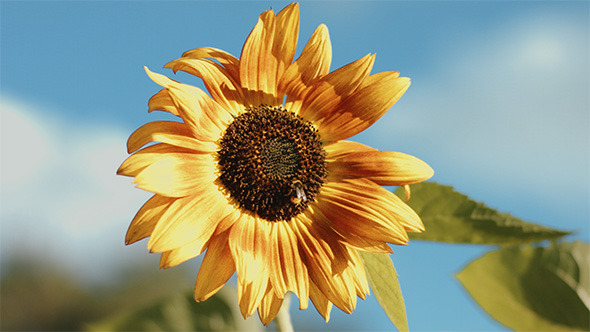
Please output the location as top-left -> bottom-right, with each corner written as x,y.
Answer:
118,2 -> 433,325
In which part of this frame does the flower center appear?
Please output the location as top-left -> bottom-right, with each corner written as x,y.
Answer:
261,137 -> 301,179
217,105 -> 327,221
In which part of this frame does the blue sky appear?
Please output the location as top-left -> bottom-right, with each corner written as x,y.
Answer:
1,1 -> 588,331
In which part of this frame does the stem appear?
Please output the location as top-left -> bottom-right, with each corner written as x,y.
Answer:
275,293 -> 294,332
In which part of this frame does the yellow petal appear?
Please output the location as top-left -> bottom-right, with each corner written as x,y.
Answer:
194,229 -> 236,301
257,285 -> 284,326
126,120 -> 217,154
268,224 -> 287,297
132,152 -> 217,197
125,194 -> 175,245
181,47 -> 240,83
148,88 -> 180,116
117,143 -> 192,178
324,140 -> 376,160
309,280 -> 333,322
144,67 -> 232,142
229,214 -> 271,318
317,73 -> 411,142
147,186 -> 232,252
273,3 -> 300,93
212,205 -> 241,236
238,276 -> 270,319
165,58 -> 244,115
281,24 -> 332,113
298,54 -> 374,122
159,236 -> 208,269
328,149 -> 434,186
239,9 -> 278,107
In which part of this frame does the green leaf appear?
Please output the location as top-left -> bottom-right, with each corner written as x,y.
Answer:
394,182 -> 570,244
456,241 -> 590,331
360,251 -> 408,332
86,286 -> 262,332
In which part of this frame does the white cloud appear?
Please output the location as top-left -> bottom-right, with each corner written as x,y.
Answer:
1,100 -> 56,188
0,97 -> 153,283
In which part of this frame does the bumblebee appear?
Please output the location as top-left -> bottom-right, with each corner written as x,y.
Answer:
290,180 -> 307,205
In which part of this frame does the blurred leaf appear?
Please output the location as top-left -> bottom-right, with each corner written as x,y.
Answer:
360,251 -> 408,332
86,286 -> 262,332
395,182 -> 570,244
0,258 -> 98,331
456,241 -> 590,331
0,257 -> 201,331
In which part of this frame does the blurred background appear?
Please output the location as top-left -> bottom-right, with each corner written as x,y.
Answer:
1,1 -> 588,331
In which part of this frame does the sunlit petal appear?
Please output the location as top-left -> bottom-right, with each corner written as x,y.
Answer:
194,229 -> 236,301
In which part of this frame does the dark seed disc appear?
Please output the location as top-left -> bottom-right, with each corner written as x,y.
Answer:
217,105 -> 327,221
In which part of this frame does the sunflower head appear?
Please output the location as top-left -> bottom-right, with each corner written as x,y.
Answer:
118,2 -> 433,325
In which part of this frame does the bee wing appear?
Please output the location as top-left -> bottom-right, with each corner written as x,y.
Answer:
295,185 -> 307,201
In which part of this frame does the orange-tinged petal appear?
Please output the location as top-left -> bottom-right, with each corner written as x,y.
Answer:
318,73 -> 411,142
327,177 -> 424,233
290,214 -> 356,313
144,67 -> 233,142
316,178 -> 411,244
147,186 -> 232,252
272,3 -> 299,91
359,69 -> 400,88
148,88 -> 180,116
309,245 -> 366,312
298,54 -> 374,121
257,285 -> 284,326
125,194 -> 175,245
194,229 -> 236,302
269,221 -> 309,309
306,204 -> 393,254
229,214 -> 271,318
132,152 -> 217,198
182,47 -> 240,83
403,184 -> 411,202
126,120 -> 217,154
281,24 -> 332,113
309,280 -> 333,322
328,149 -> 434,186
344,248 -> 370,298
240,9 -> 278,107
165,58 -> 244,115
385,188 -> 425,233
